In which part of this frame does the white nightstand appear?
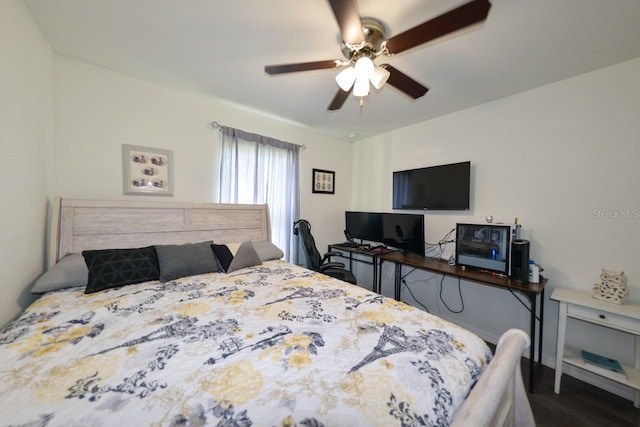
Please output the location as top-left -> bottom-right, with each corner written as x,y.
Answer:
551,287 -> 640,407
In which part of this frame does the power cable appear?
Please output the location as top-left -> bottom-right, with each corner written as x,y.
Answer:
438,274 -> 464,313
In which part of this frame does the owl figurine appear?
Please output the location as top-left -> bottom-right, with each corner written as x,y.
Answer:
592,268 -> 629,304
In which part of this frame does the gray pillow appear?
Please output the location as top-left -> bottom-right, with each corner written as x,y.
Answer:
252,240 -> 284,261
31,254 -> 88,294
212,241 -> 262,273
155,241 -> 220,282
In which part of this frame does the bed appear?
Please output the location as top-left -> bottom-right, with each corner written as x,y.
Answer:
0,198 -> 534,427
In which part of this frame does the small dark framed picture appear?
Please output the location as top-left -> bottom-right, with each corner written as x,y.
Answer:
312,169 -> 335,194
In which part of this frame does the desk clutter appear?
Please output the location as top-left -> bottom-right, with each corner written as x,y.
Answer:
337,242 -> 395,254
339,241 -> 374,249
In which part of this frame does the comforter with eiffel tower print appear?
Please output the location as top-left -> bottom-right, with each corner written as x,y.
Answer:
0,259 -> 491,427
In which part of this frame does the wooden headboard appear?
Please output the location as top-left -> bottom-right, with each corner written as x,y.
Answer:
48,197 -> 271,267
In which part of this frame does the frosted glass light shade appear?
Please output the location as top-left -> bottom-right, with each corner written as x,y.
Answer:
336,57 -> 381,98
354,56 -> 374,78
335,66 -> 356,91
353,75 -> 370,97
370,66 -> 390,90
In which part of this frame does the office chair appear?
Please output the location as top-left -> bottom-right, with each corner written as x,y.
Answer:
293,219 -> 357,285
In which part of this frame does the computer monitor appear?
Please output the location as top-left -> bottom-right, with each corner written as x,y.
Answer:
381,213 -> 425,255
345,211 -> 383,242
455,223 -> 512,274
345,211 -> 425,255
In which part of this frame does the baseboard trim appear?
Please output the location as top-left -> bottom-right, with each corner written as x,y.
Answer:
559,362 -> 636,402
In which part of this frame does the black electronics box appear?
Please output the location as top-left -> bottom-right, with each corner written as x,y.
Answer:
510,239 -> 530,283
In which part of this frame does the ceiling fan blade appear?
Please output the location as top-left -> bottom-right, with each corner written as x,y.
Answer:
328,0 -> 365,45
385,0 -> 491,55
383,65 -> 429,99
327,89 -> 350,110
265,60 -> 340,75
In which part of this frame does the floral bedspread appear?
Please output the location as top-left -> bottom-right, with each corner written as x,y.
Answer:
0,260 -> 491,426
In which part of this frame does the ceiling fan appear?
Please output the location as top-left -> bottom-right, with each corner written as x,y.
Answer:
265,0 -> 491,110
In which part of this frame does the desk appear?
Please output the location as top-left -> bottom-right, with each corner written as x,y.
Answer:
328,243 -> 396,290
378,251 -> 547,393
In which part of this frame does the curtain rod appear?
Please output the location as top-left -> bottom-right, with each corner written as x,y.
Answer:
209,121 -> 306,149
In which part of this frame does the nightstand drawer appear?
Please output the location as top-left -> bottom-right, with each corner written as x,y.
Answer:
568,304 -> 640,334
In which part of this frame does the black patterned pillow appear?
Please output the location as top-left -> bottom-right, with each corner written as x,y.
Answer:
211,241 -> 262,273
82,246 -> 160,294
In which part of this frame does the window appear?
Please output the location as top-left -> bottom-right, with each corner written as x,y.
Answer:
218,127 -> 300,261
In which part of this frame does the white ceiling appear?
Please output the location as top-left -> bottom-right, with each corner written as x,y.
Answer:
24,0 -> 640,141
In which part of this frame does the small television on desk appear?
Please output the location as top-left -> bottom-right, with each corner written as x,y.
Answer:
455,223 -> 512,274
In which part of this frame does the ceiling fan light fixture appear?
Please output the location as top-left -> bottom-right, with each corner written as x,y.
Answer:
265,0 -> 493,111
353,75 -> 370,97
370,66 -> 390,90
335,66 -> 356,91
354,56 -> 374,79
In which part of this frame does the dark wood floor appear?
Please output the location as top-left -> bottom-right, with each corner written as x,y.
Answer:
524,362 -> 639,427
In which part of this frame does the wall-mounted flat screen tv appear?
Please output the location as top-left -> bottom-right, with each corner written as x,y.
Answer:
393,161 -> 470,211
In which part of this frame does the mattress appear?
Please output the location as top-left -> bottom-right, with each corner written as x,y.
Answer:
0,260 -> 491,426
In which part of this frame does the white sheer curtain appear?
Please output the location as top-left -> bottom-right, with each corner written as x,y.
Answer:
218,126 -> 300,262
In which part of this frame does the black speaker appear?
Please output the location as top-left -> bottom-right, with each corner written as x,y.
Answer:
510,239 -> 530,283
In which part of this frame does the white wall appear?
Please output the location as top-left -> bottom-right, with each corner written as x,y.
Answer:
0,0 -> 54,326
351,58 -> 640,398
53,56 -> 353,260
